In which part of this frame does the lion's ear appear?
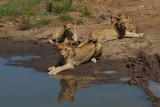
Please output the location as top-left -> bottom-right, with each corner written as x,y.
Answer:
72,22 -> 76,26
66,41 -> 72,47
54,42 -> 59,48
127,16 -> 129,21
118,14 -> 125,20
71,22 -> 76,28
63,24 -> 67,29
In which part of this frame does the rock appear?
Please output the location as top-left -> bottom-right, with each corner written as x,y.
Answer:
94,71 -> 99,74
91,58 -> 97,63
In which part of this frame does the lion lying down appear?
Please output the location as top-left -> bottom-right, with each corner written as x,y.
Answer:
88,14 -> 144,43
49,13 -> 144,44
110,12 -> 138,33
48,23 -> 79,44
48,41 -> 102,75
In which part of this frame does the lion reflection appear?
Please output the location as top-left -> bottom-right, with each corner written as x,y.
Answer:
55,75 -> 96,102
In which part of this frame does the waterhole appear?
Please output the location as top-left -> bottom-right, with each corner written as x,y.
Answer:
0,56 -> 152,107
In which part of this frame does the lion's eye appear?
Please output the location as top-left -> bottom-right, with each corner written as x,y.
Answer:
65,48 -> 67,50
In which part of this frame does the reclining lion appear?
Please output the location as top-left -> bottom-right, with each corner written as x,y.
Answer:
48,22 -> 79,44
48,41 -> 102,75
110,12 -> 138,33
88,14 -> 144,43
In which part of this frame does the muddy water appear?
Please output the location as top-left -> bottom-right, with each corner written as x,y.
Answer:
0,56 -> 152,107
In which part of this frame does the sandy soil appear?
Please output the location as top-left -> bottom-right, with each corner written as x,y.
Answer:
0,0 -> 160,107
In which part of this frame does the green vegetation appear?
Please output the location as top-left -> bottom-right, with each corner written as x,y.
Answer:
75,18 -> 85,25
59,14 -> 74,22
0,0 -> 95,30
20,16 -> 51,30
35,16 -> 51,27
0,0 -> 51,30
47,1 -> 53,12
0,0 -> 48,17
54,0 -> 75,13
82,6 -> 92,17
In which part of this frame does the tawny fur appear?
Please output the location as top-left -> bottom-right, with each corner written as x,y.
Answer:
48,22 -> 78,43
48,41 -> 102,75
110,12 -> 138,33
87,14 -> 143,43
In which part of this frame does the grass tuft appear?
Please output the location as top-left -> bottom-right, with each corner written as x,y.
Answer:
54,0 -> 74,13
0,0 -> 51,30
75,18 -> 85,25
59,14 -> 74,22
82,6 -> 92,17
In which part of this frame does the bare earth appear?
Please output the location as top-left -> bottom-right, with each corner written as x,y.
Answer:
0,0 -> 160,107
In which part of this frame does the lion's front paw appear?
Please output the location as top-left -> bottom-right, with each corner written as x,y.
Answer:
140,33 -> 144,37
48,71 -> 57,76
48,69 -> 59,76
48,39 -> 54,44
48,66 -> 55,71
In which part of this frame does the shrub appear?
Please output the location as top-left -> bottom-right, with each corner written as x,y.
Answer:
59,14 -> 74,22
0,0 -> 51,30
54,0 -> 73,13
82,6 -> 92,17
75,18 -> 84,25
33,16 -> 52,28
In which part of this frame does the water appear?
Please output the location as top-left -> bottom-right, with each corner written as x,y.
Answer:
0,56 -> 152,107
103,71 -> 117,74
4,56 -> 41,64
149,80 -> 160,98
120,77 -> 132,82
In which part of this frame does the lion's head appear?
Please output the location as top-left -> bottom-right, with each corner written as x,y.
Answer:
110,12 -> 129,28
110,12 -> 124,27
110,12 -> 119,26
64,23 -> 76,36
55,41 -> 76,59
51,22 -> 78,43
114,18 -> 127,39
60,22 -> 78,42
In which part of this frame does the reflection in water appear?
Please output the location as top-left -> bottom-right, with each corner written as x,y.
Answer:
58,79 -> 78,102
54,75 -> 96,102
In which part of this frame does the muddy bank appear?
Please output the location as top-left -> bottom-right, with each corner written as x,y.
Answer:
127,52 -> 160,107
0,39 -> 160,107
